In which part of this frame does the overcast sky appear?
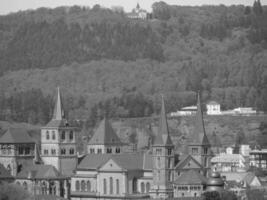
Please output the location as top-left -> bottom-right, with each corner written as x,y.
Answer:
1,0 -> 266,15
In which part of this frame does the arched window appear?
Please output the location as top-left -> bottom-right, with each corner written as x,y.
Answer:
87,181 -> 91,192
69,131 -> 73,140
110,177 -> 113,194
41,181 -> 47,194
7,164 -> 11,173
132,178 -> 137,193
116,179 -> 119,194
23,181 -> 28,190
52,131 -> 56,140
75,181 -> 80,191
103,179 -> 107,194
146,182 -> 150,193
46,131 -> 50,140
81,180 -> 86,191
61,131 -> 65,140
69,148 -> 74,155
141,182 -> 145,193
61,148 -> 66,155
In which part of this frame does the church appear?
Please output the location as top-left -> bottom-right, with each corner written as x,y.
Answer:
0,88 -> 213,200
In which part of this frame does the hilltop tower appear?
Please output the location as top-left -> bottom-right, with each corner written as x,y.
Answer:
188,93 -> 212,174
41,88 -> 77,176
150,96 -> 174,199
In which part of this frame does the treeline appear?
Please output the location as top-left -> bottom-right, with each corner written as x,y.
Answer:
0,19 -> 163,72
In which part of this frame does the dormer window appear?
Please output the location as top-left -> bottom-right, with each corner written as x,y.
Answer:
115,148 -> 120,154
107,148 -> 112,154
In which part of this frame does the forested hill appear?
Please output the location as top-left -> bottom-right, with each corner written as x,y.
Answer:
0,2 -> 266,126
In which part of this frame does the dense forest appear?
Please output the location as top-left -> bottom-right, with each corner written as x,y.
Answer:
0,1 -> 266,126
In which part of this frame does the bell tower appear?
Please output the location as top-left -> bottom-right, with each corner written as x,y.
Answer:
150,96 -> 174,199
41,87 -> 77,176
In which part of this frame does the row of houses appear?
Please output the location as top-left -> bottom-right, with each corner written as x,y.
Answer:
170,101 -> 258,116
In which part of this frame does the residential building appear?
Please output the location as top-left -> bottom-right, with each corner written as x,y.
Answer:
0,128 -> 36,176
250,149 -> 267,169
206,101 -> 221,115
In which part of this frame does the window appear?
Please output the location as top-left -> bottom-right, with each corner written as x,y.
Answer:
19,146 -> 24,155
7,145 -> 11,155
41,182 -> 47,194
69,148 -> 74,155
69,131 -> 73,140
116,179 -> 119,194
97,149 -> 102,154
192,148 -> 198,154
168,171 -> 172,181
61,131 -> 65,140
132,178 -> 137,193
16,181 -> 21,186
107,148 -> 112,154
146,183 -> 150,193
204,147 -> 208,155
52,131 -> 56,140
90,148 -> 95,154
75,181 -> 80,191
156,148 -> 162,155
103,179 -> 107,194
110,177 -> 113,194
115,148 -> 120,154
167,148 -> 172,155
157,157 -> 160,168
51,149 -> 56,155
25,147 -> 30,155
87,181 -> 91,192
46,131 -> 50,140
81,180 -> 86,191
141,182 -> 145,193
44,149 -> 49,155
61,148 -> 66,155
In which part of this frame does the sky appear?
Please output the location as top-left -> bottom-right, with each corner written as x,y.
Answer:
1,0 -> 266,15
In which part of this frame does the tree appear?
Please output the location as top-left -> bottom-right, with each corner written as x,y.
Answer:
0,183 -> 32,200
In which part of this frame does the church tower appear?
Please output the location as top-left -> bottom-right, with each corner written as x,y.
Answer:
150,96 -> 174,199
41,88 -> 77,176
188,93 -> 212,174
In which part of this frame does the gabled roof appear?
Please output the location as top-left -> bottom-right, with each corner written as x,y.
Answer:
77,152 -> 152,171
17,164 -> 64,179
175,154 -> 203,170
0,128 -> 35,144
153,96 -> 173,146
191,93 -> 210,146
88,118 -> 123,145
174,169 -> 207,185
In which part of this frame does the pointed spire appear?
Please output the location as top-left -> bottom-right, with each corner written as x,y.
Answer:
154,95 -> 173,146
52,87 -> 64,120
193,92 -> 210,145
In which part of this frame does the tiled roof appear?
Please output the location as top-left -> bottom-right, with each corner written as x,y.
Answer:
175,155 -> 203,170
78,152 -> 152,171
17,164 -> 64,179
45,119 -> 77,128
154,96 -> 173,146
174,169 -> 207,185
211,154 -> 245,163
88,118 -> 123,145
0,128 -> 35,144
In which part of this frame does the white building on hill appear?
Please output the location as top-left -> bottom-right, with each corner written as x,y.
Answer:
206,101 -> 221,115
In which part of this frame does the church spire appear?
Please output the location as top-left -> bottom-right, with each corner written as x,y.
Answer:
193,92 -> 210,145
154,95 -> 173,146
52,87 -> 64,120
